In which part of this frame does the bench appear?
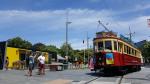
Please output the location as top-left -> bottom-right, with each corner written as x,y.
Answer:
46,63 -> 64,71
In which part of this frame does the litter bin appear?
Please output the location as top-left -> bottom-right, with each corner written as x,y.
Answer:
57,65 -> 63,71
63,62 -> 68,70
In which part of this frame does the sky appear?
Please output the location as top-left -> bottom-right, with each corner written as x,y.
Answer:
0,0 -> 150,49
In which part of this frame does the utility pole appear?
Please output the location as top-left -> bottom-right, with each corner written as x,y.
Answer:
87,32 -> 89,63
65,10 -> 71,58
83,40 -> 85,64
128,26 -> 135,42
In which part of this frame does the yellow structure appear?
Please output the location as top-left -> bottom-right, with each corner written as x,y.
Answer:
6,47 -> 49,68
6,47 -> 19,68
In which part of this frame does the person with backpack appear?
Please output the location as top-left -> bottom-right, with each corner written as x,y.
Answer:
25,52 -> 29,69
28,53 -> 34,76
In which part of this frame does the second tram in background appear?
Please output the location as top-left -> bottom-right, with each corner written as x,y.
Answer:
91,31 -> 143,73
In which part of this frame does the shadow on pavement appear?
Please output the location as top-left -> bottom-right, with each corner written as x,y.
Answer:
86,71 -> 124,77
86,70 -> 139,77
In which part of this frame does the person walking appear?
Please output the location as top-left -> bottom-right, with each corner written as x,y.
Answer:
28,53 -> 34,76
25,52 -> 29,70
32,53 -> 37,70
5,57 -> 9,71
37,53 -> 45,75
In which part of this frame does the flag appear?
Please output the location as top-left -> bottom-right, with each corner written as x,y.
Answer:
147,19 -> 150,27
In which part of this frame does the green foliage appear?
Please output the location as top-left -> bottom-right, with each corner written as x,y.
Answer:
7,37 -> 32,49
138,41 -> 150,63
7,37 -> 94,63
59,43 -> 73,57
44,45 -> 59,53
73,48 -> 93,62
32,43 -> 46,51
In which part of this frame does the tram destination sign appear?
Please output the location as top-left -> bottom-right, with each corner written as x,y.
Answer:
96,31 -> 117,38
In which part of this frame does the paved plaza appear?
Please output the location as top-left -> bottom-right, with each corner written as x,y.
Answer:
0,67 -> 150,84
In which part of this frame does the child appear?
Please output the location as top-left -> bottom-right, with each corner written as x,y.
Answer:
5,57 -> 9,70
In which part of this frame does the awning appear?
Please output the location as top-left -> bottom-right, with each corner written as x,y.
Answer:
57,55 -> 65,60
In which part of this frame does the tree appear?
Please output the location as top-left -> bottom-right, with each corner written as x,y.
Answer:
7,37 -> 32,49
140,41 -> 150,63
32,43 -> 46,51
59,43 -> 74,58
44,45 -> 59,53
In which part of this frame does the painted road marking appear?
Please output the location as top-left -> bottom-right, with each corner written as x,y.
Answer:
44,79 -> 72,84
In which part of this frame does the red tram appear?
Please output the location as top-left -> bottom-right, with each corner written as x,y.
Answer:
92,31 -> 143,73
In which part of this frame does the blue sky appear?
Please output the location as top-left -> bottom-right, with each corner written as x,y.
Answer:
0,0 -> 150,49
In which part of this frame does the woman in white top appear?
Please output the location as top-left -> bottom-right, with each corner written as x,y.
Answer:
37,53 -> 45,75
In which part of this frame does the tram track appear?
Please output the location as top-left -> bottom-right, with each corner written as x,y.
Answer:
84,77 -> 99,84
84,75 -> 124,84
117,75 -> 124,84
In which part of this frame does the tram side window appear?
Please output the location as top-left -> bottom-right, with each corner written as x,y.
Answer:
114,41 -> 117,51
124,45 -> 127,53
131,48 -> 133,55
129,47 -> 131,54
135,51 -> 137,56
134,50 -> 136,56
132,48 -> 134,55
127,46 -> 129,54
105,41 -> 112,50
118,42 -> 122,52
98,41 -> 104,50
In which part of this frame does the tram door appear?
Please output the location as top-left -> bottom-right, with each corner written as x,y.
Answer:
0,41 -> 6,70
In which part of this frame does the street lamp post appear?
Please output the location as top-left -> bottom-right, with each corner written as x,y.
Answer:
65,21 -> 71,58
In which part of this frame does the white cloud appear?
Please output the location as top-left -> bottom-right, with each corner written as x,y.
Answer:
106,16 -> 150,42
0,9 -> 150,49
115,4 -> 150,15
68,38 -> 93,50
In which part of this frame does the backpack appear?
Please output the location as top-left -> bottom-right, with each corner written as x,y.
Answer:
29,56 -> 34,64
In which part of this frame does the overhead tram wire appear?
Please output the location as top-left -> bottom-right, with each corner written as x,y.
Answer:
98,20 -> 110,32
103,0 -> 149,38
96,20 -> 109,32
126,26 -> 135,42
102,0 -> 127,33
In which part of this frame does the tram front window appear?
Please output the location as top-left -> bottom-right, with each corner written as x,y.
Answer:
105,41 -> 112,50
98,41 -> 104,50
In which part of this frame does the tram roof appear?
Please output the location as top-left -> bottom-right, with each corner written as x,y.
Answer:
94,31 -> 140,51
